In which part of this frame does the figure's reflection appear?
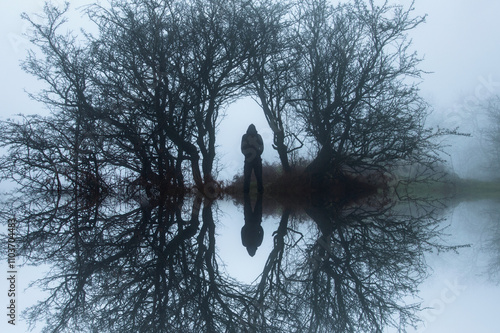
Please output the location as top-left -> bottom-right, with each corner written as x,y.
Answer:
241,193 -> 264,256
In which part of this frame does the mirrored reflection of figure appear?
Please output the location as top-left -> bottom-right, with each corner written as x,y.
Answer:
241,193 -> 264,256
241,124 -> 264,193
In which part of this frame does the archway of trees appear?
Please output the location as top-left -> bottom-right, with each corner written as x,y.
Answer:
0,0 -> 456,200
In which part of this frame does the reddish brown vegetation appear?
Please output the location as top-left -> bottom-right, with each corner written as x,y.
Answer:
222,161 -> 392,211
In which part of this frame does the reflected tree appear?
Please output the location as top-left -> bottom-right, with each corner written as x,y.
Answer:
0,185 -> 266,332
478,201 -> 500,283
0,177 -> 468,333
245,198 -> 464,332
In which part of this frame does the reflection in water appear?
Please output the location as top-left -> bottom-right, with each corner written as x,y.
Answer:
247,198 -> 462,333
0,188 -> 466,333
242,193 -> 264,256
471,200 -> 500,283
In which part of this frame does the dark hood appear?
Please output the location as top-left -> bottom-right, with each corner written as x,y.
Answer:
246,124 -> 257,135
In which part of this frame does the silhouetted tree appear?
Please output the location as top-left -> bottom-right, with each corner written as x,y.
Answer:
246,0 -> 302,173
0,0 -> 461,197
0,113 -> 108,199
1,182 -> 269,332
291,0 -> 442,177
481,201 -> 500,283
184,0 -> 257,184
85,0 -> 200,191
245,197 -> 465,333
0,1 -> 474,332
0,169 -> 469,333
6,0 -> 258,198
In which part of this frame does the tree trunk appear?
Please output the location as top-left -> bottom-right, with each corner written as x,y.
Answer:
305,145 -> 334,175
274,131 -> 291,173
190,156 -> 204,191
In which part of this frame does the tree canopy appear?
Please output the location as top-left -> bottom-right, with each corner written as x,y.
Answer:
0,0 -> 448,197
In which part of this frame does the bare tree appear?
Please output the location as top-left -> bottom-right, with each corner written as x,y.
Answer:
0,161 -> 468,333
245,0 -> 303,173
84,0 -> 205,192
244,199 -> 465,333
1,0 -> 458,196
183,0 -> 257,184
0,113 -> 108,199
1,184 -> 273,333
9,0 -> 258,198
291,0 -> 436,177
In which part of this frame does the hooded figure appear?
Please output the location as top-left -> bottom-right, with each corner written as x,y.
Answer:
241,124 -> 264,193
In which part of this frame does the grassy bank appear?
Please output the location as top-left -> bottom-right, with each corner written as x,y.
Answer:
222,161 -> 382,209
222,161 -> 500,208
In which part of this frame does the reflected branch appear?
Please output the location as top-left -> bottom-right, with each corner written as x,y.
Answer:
0,180 -> 467,333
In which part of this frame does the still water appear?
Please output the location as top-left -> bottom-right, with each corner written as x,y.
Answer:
217,197 -> 500,333
1,191 -> 500,332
